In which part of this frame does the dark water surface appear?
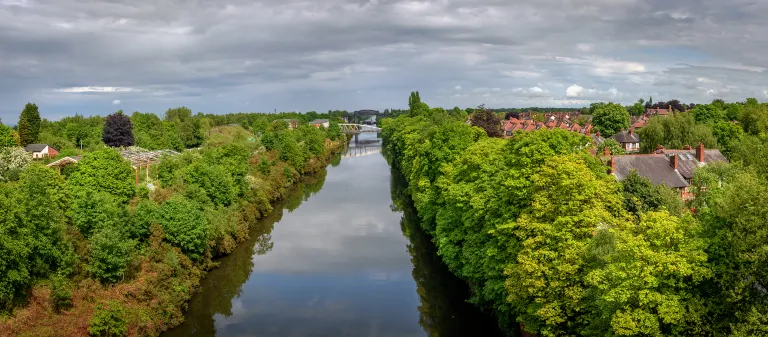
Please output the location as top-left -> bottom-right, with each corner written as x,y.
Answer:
164,133 -> 504,337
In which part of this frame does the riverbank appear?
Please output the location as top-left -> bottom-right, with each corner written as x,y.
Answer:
0,131 -> 346,337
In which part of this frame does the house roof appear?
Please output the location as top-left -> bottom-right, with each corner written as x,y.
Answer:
24,144 -> 54,152
592,134 -> 606,146
613,155 -> 690,188
309,119 -> 330,124
612,148 -> 729,188
611,130 -> 641,144
662,149 -> 729,179
647,108 -> 671,115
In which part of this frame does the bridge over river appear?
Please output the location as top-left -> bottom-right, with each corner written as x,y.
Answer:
339,123 -> 382,133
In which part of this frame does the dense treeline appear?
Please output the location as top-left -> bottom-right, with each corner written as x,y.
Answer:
382,93 -> 768,336
0,108 -> 345,335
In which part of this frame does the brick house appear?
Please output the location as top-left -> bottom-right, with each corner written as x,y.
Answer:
24,144 -> 59,159
608,143 -> 729,200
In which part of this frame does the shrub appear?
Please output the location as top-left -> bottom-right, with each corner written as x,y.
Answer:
88,301 -> 128,337
130,199 -> 158,240
156,196 -> 208,261
87,227 -> 135,284
68,149 -> 135,203
50,274 -> 73,312
182,162 -> 236,206
73,191 -> 126,237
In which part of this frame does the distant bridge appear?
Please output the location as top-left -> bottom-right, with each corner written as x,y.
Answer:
339,124 -> 382,133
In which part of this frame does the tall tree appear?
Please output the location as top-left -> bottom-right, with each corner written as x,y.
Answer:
17,103 -> 41,146
102,111 -> 134,147
469,104 -> 502,137
591,102 -> 630,136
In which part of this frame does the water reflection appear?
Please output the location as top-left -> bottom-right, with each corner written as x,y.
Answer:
164,133 -> 503,337
390,168 -> 506,337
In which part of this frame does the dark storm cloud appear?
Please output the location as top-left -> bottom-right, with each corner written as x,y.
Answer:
0,0 -> 766,121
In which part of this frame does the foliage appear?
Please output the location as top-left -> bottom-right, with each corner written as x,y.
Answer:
182,162 -> 236,206
165,107 -> 203,148
629,98 -> 645,116
73,191 -> 126,237
618,170 -> 685,215
691,104 -> 725,124
585,211 -> 710,336
0,147 -> 32,182
18,102 -> 41,146
739,102 -> 768,136
469,105 -> 502,137
0,184 -> 31,311
0,122 -> 17,147
156,196 -> 208,261
637,112 -> 717,153
50,273 -> 73,312
68,148 -> 135,203
102,111 -> 134,147
88,301 -> 128,337
327,121 -> 342,141
88,227 -> 135,284
408,91 -> 430,117
131,199 -> 158,240
597,138 -> 626,155
591,102 -> 630,136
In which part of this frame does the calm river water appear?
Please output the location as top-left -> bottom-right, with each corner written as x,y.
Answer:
164,133 -> 504,337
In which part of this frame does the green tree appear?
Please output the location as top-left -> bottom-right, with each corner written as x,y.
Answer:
87,227 -> 135,284
130,199 -> 158,240
504,154 -> 626,336
72,191 -> 126,237
182,162 -> 236,206
591,102 -> 630,136
68,149 -> 135,203
0,123 -> 16,147
585,212 -> 710,336
156,196 -> 208,261
739,103 -> 768,136
17,165 -> 75,279
326,121 -> 342,141
691,104 -> 725,124
408,91 -> 430,117
17,103 -> 41,146
0,184 -> 31,311
629,98 -> 646,116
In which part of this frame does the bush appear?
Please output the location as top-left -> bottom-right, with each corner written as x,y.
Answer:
88,301 -> 128,337
50,274 -> 73,312
156,196 -> 208,261
182,162 -> 236,206
87,227 -> 135,284
73,191 -> 126,237
68,149 -> 135,203
130,199 -> 158,240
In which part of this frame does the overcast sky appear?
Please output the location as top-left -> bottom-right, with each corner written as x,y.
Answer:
1,0 -> 767,122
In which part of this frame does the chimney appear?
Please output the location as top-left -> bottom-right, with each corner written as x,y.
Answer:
684,145 -> 692,150
655,144 -> 664,154
604,146 -> 611,157
670,154 -> 678,170
596,131 -> 601,138
696,143 -> 705,163
609,156 -> 616,174
628,128 -> 633,135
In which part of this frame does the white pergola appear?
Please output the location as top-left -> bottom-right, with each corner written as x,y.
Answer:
120,149 -> 181,185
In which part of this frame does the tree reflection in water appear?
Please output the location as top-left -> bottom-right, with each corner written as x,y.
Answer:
163,173 -> 328,337
390,168 -> 510,337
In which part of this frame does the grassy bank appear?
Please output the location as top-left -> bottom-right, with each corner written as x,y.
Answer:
0,124 -> 346,337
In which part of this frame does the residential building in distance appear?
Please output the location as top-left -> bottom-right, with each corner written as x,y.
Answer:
24,144 -> 58,159
279,119 -> 300,130
309,119 -> 330,128
607,143 -> 728,200
610,129 -> 641,153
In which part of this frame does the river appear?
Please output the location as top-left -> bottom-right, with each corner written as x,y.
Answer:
164,133 -> 504,337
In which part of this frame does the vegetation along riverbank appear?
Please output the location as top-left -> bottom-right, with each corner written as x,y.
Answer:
0,106 -> 346,336
382,92 -> 768,336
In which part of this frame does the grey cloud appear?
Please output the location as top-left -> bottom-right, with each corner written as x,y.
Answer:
0,0 -> 766,120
